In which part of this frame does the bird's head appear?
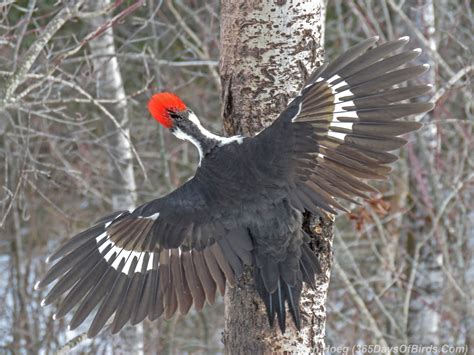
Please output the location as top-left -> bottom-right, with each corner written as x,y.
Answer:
147,92 -> 190,131
148,92 -> 224,159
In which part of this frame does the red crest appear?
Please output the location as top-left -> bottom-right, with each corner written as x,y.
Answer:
148,92 -> 187,128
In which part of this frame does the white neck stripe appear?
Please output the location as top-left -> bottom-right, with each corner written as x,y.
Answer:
173,112 -> 244,164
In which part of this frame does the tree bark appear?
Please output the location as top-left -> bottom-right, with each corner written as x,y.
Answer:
220,1 -> 330,353
464,211 -> 474,351
88,0 -> 137,212
405,1 -> 443,350
88,0 -> 139,352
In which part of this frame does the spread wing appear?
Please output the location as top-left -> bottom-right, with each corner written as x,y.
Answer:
36,36 -> 434,338
252,36 -> 433,215
35,177 -> 253,337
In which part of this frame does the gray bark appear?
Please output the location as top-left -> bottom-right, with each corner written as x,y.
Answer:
87,0 -> 139,351
406,0 -> 442,350
220,1 -> 330,353
88,0 -> 137,211
464,211 -> 474,350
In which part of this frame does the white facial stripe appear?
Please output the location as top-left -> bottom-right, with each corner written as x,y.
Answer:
195,126 -> 217,142
188,113 -> 243,145
174,127 -> 205,159
187,112 -> 201,126
173,113 -> 243,163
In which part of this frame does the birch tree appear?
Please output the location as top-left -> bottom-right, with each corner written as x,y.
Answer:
87,0 -> 139,352
88,0 -> 137,212
220,1 -> 330,353
405,0 -> 443,348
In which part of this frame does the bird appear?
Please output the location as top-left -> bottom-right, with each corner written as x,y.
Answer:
35,36 -> 434,337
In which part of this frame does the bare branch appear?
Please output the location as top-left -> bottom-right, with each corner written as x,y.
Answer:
3,0 -> 85,101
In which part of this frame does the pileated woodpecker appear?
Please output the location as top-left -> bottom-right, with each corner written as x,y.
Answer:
36,37 -> 433,337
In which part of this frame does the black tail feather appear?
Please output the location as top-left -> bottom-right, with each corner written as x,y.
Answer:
256,274 -> 304,333
276,281 -> 286,332
285,282 -> 302,330
255,240 -> 319,333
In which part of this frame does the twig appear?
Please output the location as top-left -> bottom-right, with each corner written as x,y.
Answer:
52,0 -> 145,63
433,65 -> 473,103
334,260 -> 390,348
165,0 -> 220,89
56,332 -> 88,355
5,73 -> 148,180
386,0 -> 456,77
27,180 -> 71,220
3,0 -> 85,101
335,231 -> 404,337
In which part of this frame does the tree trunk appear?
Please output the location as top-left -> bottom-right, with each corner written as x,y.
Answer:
220,1 -> 330,353
88,0 -> 139,352
88,0 -> 137,212
405,1 -> 443,350
464,211 -> 474,351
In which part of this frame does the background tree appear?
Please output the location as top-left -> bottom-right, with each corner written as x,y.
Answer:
87,0 -> 141,351
405,0 -> 442,348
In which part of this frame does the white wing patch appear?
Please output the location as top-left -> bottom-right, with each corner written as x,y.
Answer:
330,122 -> 354,130
323,74 -> 358,141
96,232 -> 155,274
95,212 -> 160,274
290,74 -> 358,139
334,88 -> 354,103
326,74 -> 358,120
328,131 -> 348,140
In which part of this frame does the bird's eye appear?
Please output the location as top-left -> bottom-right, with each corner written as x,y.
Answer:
169,111 -> 183,121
